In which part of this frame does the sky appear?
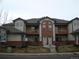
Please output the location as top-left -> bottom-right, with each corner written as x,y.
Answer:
0,0 -> 79,24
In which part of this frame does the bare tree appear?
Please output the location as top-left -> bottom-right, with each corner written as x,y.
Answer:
0,9 -> 3,25
0,9 -> 2,17
0,10 -> 8,25
3,11 -> 8,24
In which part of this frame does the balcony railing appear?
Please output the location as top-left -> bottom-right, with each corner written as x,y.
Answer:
26,30 -> 39,35
56,30 -> 68,34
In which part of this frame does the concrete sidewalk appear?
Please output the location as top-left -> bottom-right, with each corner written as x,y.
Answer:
0,52 -> 79,56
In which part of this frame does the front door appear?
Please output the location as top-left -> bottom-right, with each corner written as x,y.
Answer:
43,36 -> 52,47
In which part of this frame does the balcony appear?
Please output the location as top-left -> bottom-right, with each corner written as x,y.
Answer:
26,30 -> 39,35
56,30 -> 68,35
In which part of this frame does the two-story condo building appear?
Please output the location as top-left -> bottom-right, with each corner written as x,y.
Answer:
0,16 -> 79,47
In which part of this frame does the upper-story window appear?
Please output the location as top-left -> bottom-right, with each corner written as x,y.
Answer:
31,27 -> 35,30
48,21 -> 52,28
48,25 -> 52,28
57,26 -> 67,32
15,20 -> 25,31
31,27 -> 35,32
43,25 -> 46,28
42,22 -> 46,28
43,22 -> 46,25
15,21 -> 23,27
48,22 -> 51,25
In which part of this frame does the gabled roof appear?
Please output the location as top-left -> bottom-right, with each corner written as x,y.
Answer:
12,17 -> 68,25
13,18 -> 27,23
26,16 -> 68,24
68,17 -> 79,24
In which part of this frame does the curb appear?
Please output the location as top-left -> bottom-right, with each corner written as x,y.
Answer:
0,52 -> 79,56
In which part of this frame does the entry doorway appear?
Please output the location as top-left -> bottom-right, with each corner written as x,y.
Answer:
42,36 -> 52,47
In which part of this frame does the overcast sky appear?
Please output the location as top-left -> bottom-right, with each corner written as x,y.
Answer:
0,0 -> 79,24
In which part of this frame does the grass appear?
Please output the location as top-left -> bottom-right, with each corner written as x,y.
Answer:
58,45 -> 79,52
0,47 -> 6,53
0,46 -> 50,53
0,45 -> 79,53
26,46 -> 50,53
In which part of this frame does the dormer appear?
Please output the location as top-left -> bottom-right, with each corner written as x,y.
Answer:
13,18 -> 26,32
68,17 -> 79,33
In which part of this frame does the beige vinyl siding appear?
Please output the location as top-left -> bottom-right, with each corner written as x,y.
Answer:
68,19 -> 79,41
68,23 -> 73,33
72,20 -> 79,31
8,34 -> 21,41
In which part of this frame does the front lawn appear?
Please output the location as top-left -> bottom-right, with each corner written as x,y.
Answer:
58,45 -> 79,52
0,46 -> 50,53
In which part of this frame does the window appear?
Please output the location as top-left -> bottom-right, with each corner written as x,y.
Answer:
31,27 -> 35,30
48,25 -> 52,28
56,36 -> 61,41
55,27 -> 58,33
48,22 -> 51,25
43,25 -> 46,28
31,27 -> 35,32
56,36 -> 67,41
57,26 -> 65,32
16,22 -> 22,27
43,22 -> 46,25
15,22 -> 19,26
15,21 -> 24,28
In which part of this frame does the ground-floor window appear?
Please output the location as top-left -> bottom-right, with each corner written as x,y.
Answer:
56,35 -> 67,41
27,36 -> 39,42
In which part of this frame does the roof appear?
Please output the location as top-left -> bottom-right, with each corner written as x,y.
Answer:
54,18 -> 68,24
26,16 -> 68,24
1,16 -> 69,34
13,18 -> 27,23
7,27 -> 24,34
12,17 -> 68,26
2,23 -> 14,26
26,18 -> 40,23
2,23 -> 25,34
0,26 -> 7,31
68,17 -> 79,24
